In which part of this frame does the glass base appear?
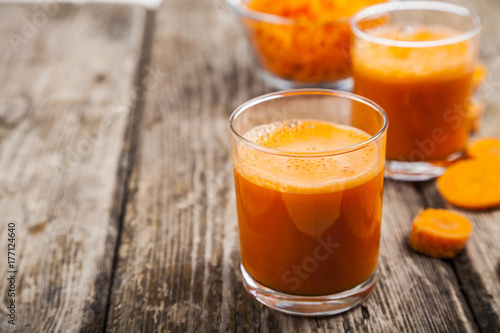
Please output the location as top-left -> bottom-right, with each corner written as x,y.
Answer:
240,264 -> 379,316
261,70 -> 353,91
385,152 -> 462,181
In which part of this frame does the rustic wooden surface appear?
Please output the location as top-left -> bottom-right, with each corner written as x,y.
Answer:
417,1 -> 500,332
0,0 -> 499,332
0,3 -> 148,332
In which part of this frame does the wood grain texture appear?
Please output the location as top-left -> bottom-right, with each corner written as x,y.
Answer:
0,4 -> 147,332
106,0 -> 482,331
418,2 -> 500,332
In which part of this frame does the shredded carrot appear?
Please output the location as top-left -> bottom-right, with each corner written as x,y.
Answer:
467,100 -> 485,133
245,0 -> 386,83
472,63 -> 488,92
409,209 -> 473,258
466,137 -> 500,161
437,160 -> 500,210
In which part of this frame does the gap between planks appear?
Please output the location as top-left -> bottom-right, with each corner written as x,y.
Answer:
102,8 -> 157,333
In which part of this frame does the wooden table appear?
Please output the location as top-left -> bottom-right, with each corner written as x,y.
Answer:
0,0 -> 498,332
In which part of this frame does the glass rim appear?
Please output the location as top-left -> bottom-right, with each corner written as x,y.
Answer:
226,0 -> 354,25
229,89 -> 388,158
350,1 -> 482,48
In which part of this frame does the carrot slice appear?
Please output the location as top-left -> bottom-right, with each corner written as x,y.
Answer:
466,137 -> 500,160
409,209 -> 473,258
467,101 -> 485,133
472,63 -> 488,92
437,160 -> 500,209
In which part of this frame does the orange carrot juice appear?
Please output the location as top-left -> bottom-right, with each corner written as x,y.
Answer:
353,27 -> 477,161
233,120 -> 384,295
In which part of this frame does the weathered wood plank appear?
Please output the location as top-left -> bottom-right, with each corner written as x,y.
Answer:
0,4 -> 147,332
107,0 -> 480,331
417,2 -> 500,332
418,181 -> 500,333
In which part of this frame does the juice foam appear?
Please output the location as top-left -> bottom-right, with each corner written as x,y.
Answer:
234,119 -> 382,194
353,26 -> 474,81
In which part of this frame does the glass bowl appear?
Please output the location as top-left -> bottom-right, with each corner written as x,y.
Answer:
227,0 -> 389,90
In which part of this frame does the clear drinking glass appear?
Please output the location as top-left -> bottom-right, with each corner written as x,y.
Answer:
351,1 -> 481,181
230,89 -> 388,316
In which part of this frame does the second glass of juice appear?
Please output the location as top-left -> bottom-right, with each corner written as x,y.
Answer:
230,89 -> 388,316
351,1 -> 481,181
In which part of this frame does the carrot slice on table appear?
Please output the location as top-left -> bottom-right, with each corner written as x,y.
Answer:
472,63 -> 488,92
409,209 -> 473,258
466,137 -> 500,160
467,101 -> 485,133
437,160 -> 500,210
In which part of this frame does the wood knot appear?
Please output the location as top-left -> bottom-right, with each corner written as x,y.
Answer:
94,73 -> 106,83
361,305 -> 370,320
0,96 -> 30,127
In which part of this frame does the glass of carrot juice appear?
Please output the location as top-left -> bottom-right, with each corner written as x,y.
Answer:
351,1 -> 481,181
230,89 -> 388,315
